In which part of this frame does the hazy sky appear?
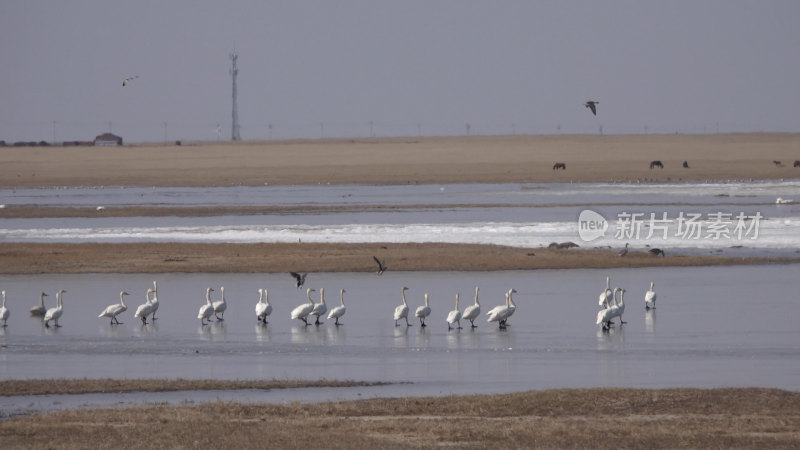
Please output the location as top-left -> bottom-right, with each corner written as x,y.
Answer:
1,1 -> 799,143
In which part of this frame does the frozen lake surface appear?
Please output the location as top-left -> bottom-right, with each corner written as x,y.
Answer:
1,264 -> 798,414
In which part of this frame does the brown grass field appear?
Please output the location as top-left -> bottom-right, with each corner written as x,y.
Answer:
1,385 -> 799,448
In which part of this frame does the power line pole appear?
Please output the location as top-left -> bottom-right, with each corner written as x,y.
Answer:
230,51 -> 241,141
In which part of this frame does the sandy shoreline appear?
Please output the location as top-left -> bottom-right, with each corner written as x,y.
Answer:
2,133 -> 799,188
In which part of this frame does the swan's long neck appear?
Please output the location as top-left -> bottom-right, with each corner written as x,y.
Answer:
319,288 -> 325,304
119,292 -> 126,307
455,293 -> 460,309
619,290 -> 625,305
206,289 -> 213,305
221,287 -> 225,301
508,291 -> 516,308
307,288 -> 314,304
264,289 -> 270,306
1,291 -> 6,307
424,293 -> 429,306
474,287 -> 480,305
605,276 -> 610,290
40,293 -> 46,307
57,290 -> 64,307
257,289 -> 264,305
145,289 -> 153,304
401,288 -> 407,306
650,282 -> 655,290
340,289 -> 345,306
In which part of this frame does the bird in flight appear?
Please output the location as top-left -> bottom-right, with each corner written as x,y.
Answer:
290,272 -> 308,289
373,256 -> 387,275
584,101 -> 599,116
122,75 -> 139,87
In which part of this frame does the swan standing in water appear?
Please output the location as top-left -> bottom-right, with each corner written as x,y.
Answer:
212,286 -> 227,320
609,287 -> 627,325
597,287 -> 619,331
197,287 -> 215,325
291,288 -> 316,325
44,289 -> 66,328
0,291 -> 9,327
310,287 -> 328,325
30,292 -> 48,316
415,293 -> 431,327
487,289 -> 517,329
445,293 -> 462,330
461,286 -> 481,328
255,288 -> 270,323
645,282 -> 657,310
327,288 -> 347,325
599,276 -> 613,308
134,288 -> 157,325
393,286 -> 411,326
150,281 -> 159,321
98,291 -> 129,325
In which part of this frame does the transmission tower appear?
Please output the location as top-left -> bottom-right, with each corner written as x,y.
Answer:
229,51 -> 241,141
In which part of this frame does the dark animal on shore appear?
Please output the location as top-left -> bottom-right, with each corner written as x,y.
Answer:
682,161 -> 690,168
548,242 -> 579,249
794,160 -> 800,168
648,248 -> 666,257
773,160 -> 784,167
553,162 -> 566,170
650,160 -> 664,169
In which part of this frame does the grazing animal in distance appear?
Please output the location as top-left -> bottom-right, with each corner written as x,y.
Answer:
649,248 -> 666,257
773,160 -> 784,167
793,160 -> 800,168
553,162 -> 566,170
683,161 -> 690,168
650,160 -> 664,169
290,272 -> 307,289
584,101 -> 599,116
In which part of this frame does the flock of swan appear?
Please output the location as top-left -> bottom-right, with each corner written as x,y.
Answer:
1,275 -> 657,332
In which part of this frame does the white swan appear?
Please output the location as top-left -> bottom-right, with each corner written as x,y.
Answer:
645,281 -> 657,310
30,292 -> 48,316
0,290 -> 9,327
393,286 -> 411,326
446,293 -> 462,330
98,291 -> 129,325
150,280 -> 159,320
461,286 -> 481,328
255,288 -> 268,322
197,287 -> 215,325
599,276 -> 613,308
487,289 -> 517,328
291,288 -> 316,325
327,288 -> 346,325
44,289 -> 66,328
212,286 -> 227,320
310,287 -> 327,325
134,288 -> 157,324
415,293 -> 431,327
609,287 -> 626,325
596,287 -> 619,330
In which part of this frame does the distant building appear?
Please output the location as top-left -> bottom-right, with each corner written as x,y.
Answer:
94,133 -> 123,146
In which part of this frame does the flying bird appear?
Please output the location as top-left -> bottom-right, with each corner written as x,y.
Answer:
584,101 -> 599,116
290,272 -> 307,289
373,256 -> 387,275
122,75 -> 139,87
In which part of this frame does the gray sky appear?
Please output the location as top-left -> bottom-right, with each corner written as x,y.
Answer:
1,1 -> 799,143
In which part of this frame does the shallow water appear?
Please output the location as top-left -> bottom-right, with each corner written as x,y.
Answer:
1,265 -> 798,394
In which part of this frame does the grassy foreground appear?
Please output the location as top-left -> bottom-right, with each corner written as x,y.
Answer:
1,387 -> 799,448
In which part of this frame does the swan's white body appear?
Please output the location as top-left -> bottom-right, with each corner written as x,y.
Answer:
394,286 -> 411,326
212,286 -> 227,320
291,288 -> 316,325
599,276 -> 613,308
446,293 -> 462,330
645,282 -> 657,309
461,287 -> 481,328
0,291 -> 9,326
44,289 -> 66,328
310,288 -> 327,325
197,287 -> 215,325
255,288 -> 273,323
150,281 -> 159,320
487,289 -> 517,328
98,291 -> 128,324
30,292 -> 48,316
597,287 -> 619,330
415,293 -> 431,327
327,288 -> 346,325
609,288 -> 626,324
134,288 -> 157,324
